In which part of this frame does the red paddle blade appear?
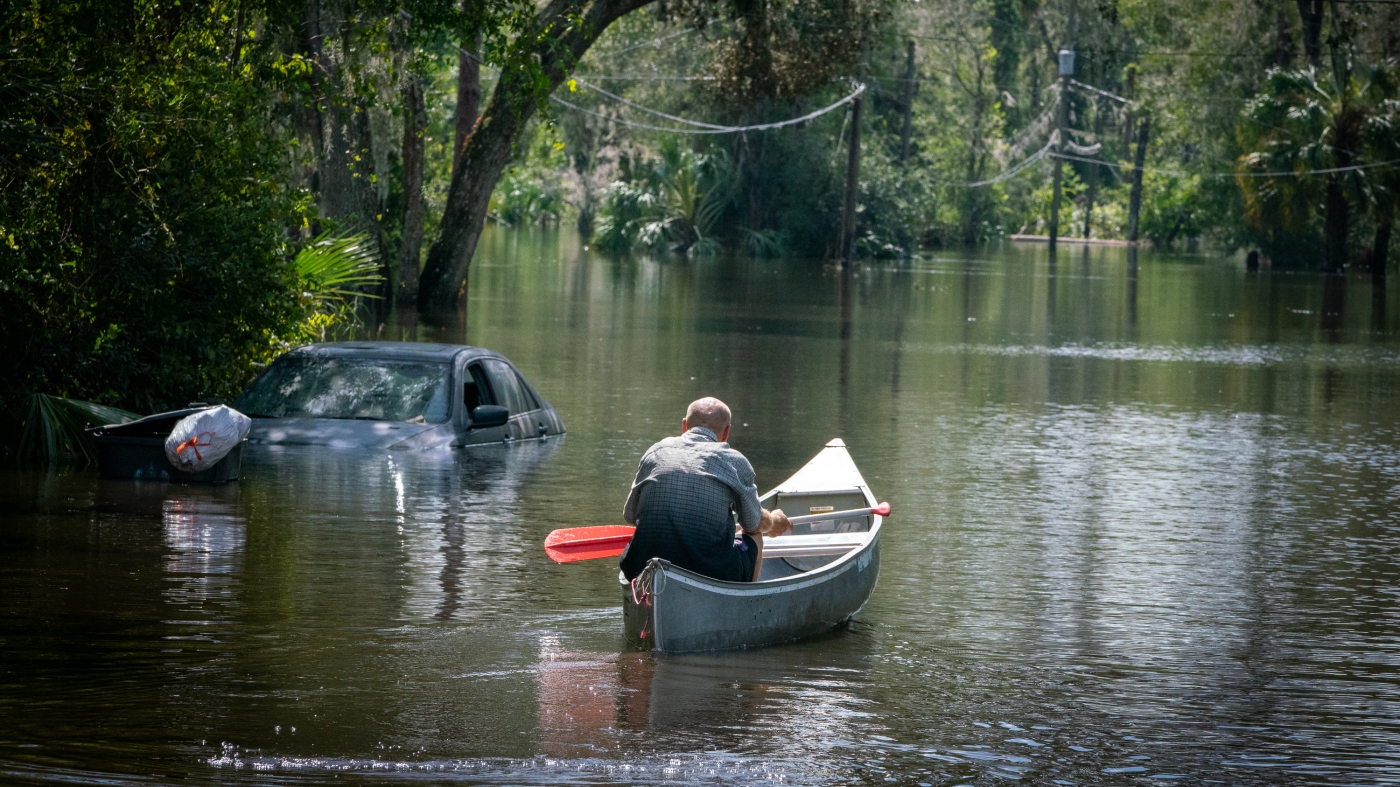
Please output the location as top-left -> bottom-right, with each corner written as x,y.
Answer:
872,502 -> 891,517
544,525 -> 636,564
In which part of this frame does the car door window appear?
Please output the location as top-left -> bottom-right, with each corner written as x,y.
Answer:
481,359 -> 534,415
464,363 -> 493,411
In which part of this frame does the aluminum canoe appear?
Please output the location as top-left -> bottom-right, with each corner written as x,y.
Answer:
621,438 -> 882,653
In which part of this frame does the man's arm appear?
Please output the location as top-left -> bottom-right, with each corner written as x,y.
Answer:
622,451 -> 656,525
730,454 -> 791,537
732,456 -> 764,534
759,507 -> 792,537
623,483 -> 642,525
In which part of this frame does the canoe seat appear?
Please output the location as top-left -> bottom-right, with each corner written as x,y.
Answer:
761,533 -> 868,559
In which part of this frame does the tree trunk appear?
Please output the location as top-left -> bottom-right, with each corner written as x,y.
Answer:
1323,173 -> 1349,272
1049,72 -> 1069,254
453,31 -> 482,180
1275,6 -> 1295,67
418,0 -> 660,315
1121,65 -> 1135,155
297,1 -> 330,207
398,74 -> 426,305
1373,200 -> 1394,279
230,1 -> 245,65
899,40 -> 916,162
1127,115 -> 1150,244
1386,4 -> 1399,58
1296,0 -> 1323,67
840,91 -> 862,264
734,0 -> 776,101
299,1 -> 382,254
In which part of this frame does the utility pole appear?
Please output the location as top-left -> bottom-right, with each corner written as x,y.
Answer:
839,63 -> 866,267
1122,65 -> 1136,154
1126,114 -> 1151,244
900,40 -> 916,162
839,91 -> 862,266
1048,0 -> 1077,257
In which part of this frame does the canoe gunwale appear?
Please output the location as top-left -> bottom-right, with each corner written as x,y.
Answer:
623,439 -> 882,652
620,484 -> 879,595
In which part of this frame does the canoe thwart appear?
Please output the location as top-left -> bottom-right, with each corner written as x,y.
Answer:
784,502 -> 890,526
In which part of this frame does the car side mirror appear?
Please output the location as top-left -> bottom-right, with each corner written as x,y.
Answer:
469,405 -> 509,429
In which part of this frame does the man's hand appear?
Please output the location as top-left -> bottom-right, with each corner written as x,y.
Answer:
759,507 -> 792,538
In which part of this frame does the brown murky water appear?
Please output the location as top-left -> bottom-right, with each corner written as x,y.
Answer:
3,228 -> 1399,785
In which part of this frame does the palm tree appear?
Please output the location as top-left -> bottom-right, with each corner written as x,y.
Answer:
592,143 -> 733,257
1361,67 -> 1400,276
1238,57 -> 1398,270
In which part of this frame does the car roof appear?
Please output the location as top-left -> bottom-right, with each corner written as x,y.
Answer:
288,342 -> 497,363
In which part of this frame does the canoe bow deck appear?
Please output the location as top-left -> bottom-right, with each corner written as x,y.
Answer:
622,438 -> 882,653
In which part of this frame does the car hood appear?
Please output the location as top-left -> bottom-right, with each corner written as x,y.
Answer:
246,418 -> 455,449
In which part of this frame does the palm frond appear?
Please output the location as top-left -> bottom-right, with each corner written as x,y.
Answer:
689,236 -> 723,258
15,394 -> 139,465
294,230 -> 384,303
743,228 -> 789,258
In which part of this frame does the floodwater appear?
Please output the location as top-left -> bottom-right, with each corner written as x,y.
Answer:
4,228 -> 1400,785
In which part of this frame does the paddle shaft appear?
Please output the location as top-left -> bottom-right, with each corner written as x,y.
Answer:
784,503 -> 889,526
542,503 -> 890,564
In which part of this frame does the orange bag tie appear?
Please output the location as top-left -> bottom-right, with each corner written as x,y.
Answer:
175,433 -> 213,462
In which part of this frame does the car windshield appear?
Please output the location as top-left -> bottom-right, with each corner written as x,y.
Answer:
235,357 -> 452,423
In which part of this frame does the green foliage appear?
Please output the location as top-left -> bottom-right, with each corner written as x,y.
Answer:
592,143 -> 734,256
0,0 -> 312,444
490,171 -> 569,226
1141,171 -> 1205,247
295,231 -> 385,304
487,123 -> 571,226
743,228 -> 789,258
594,182 -> 662,253
1028,168 -> 1085,235
15,395 -> 140,466
1237,59 -> 1400,264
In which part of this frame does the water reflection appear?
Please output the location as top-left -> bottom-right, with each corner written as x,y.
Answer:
4,229 -> 1400,786
243,440 -> 560,623
1126,245 -> 1139,329
161,492 -> 245,609
535,638 -> 627,756
1375,275 -> 1388,333
535,630 -> 876,767
1322,272 -> 1346,334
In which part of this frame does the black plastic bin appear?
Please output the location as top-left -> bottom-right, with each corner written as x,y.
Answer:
87,408 -> 243,483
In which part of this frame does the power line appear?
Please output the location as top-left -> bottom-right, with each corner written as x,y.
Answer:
570,77 -> 732,129
457,42 -> 1400,180
968,135 -> 1057,187
1070,79 -> 1131,104
571,75 -> 714,81
587,23 -> 711,57
1050,150 -> 1400,178
458,42 -> 861,135
550,84 -> 865,134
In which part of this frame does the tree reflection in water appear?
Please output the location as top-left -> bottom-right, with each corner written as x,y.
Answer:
534,628 -> 875,760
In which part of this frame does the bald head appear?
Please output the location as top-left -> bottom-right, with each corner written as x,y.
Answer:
683,397 -> 732,437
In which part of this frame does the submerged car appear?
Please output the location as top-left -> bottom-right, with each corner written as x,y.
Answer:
233,342 -> 565,449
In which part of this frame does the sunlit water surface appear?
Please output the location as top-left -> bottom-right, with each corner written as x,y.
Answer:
4,229 -> 1400,785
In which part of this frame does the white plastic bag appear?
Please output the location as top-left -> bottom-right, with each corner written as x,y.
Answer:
165,405 -> 252,472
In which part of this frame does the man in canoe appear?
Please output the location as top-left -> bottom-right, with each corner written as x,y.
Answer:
620,397 -> 792,582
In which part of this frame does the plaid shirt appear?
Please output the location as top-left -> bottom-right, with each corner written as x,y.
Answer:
619,426 -> 763,580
